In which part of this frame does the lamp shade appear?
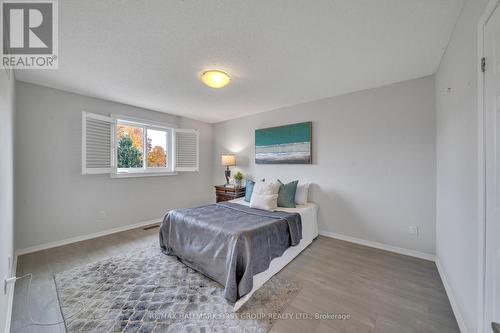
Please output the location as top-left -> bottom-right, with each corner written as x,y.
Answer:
221,154 -> 236,166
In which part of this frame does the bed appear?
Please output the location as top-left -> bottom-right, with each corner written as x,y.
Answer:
159,196 -> 318,311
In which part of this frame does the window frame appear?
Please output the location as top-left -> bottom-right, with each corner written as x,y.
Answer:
113,116 -> 175,177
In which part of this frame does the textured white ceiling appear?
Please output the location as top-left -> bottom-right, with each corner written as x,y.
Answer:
16,0 -> 463,123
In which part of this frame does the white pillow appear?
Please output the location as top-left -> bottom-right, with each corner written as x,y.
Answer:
253,181 -> 280,195
250,193 -> 278,211
295,182 -> 310,205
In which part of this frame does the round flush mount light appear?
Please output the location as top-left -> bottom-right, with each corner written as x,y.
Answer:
201,70 -> 231,88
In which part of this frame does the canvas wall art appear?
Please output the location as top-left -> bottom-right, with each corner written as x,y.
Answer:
255,122 -> 312,164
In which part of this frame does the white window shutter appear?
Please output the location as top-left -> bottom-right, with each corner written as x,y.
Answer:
174,129 -> 199,171
82,111 -> 116,174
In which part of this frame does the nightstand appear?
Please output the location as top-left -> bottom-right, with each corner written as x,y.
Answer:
214,185 -> 246,203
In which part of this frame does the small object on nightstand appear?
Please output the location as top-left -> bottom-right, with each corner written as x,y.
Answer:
215,185 -> 246,203
233,171 -> 244,187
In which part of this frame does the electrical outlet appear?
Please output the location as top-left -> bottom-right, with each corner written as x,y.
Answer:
409,225 -> 419,236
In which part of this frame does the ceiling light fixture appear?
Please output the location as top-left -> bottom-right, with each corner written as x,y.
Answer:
201,70 -> 231,88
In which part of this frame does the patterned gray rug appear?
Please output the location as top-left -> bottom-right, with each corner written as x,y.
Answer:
54,243 -> 300,333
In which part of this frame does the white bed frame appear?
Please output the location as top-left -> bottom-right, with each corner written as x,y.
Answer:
230,198 -> 319,311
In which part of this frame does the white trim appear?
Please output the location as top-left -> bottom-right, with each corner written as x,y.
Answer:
4,246 -> 18,333
84,111 -> 116,123
4,287 -> 14,333
81,111 -> 86,174
318,230 -> 435,262
477,2 -> 499,331
436,257 -> 469,333
171,129 -> 176,169
111,172 -> 178,179
4,277 -> 15,333
15,218 -> 162,256
111,114 -> 177,129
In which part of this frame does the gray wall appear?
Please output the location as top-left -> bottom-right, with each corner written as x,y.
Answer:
14,81 -> 213,250
435,0 -> 488,331
0,70 -> 15,333
213,76 -> 436,255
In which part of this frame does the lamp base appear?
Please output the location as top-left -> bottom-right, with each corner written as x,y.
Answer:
225,167 -> 231,186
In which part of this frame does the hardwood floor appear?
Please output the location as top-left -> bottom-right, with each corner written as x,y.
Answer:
10,227 -> 459,333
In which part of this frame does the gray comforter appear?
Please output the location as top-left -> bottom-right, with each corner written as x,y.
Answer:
159,202 -> 302,303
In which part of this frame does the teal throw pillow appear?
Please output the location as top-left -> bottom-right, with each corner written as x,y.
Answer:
277,179 -> 298,208
244,180 -> 255,202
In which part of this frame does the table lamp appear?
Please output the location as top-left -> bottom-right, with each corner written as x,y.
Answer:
221,154 -> 236,186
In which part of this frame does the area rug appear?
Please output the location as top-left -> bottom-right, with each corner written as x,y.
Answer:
54,242 -> 300,333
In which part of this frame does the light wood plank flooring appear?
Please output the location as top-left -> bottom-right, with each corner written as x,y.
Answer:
10,227 -> 459,333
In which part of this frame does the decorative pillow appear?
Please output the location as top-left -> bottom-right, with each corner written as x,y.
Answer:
252,180 -> 280,196
295,182 -> 310,205
277,180 -> 298,208
250,193 -> 279,211
244,180 -> 255,202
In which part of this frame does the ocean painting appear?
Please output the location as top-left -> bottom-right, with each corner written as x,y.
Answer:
255,122 -> 312,164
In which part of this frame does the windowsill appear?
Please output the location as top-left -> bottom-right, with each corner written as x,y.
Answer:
111,171 -> 178,179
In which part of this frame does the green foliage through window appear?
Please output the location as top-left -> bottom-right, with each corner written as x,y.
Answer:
117,135 -> 143,168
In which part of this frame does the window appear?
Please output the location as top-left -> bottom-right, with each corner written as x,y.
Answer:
82,112 -> 199,176
115,120 -> 172,174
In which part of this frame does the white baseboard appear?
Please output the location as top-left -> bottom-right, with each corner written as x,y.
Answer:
318,230 -> 436,261
4,280 -> 15,333
15,218 -> 162,256
4,249 -> 18,333
435,257 -> 468,333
